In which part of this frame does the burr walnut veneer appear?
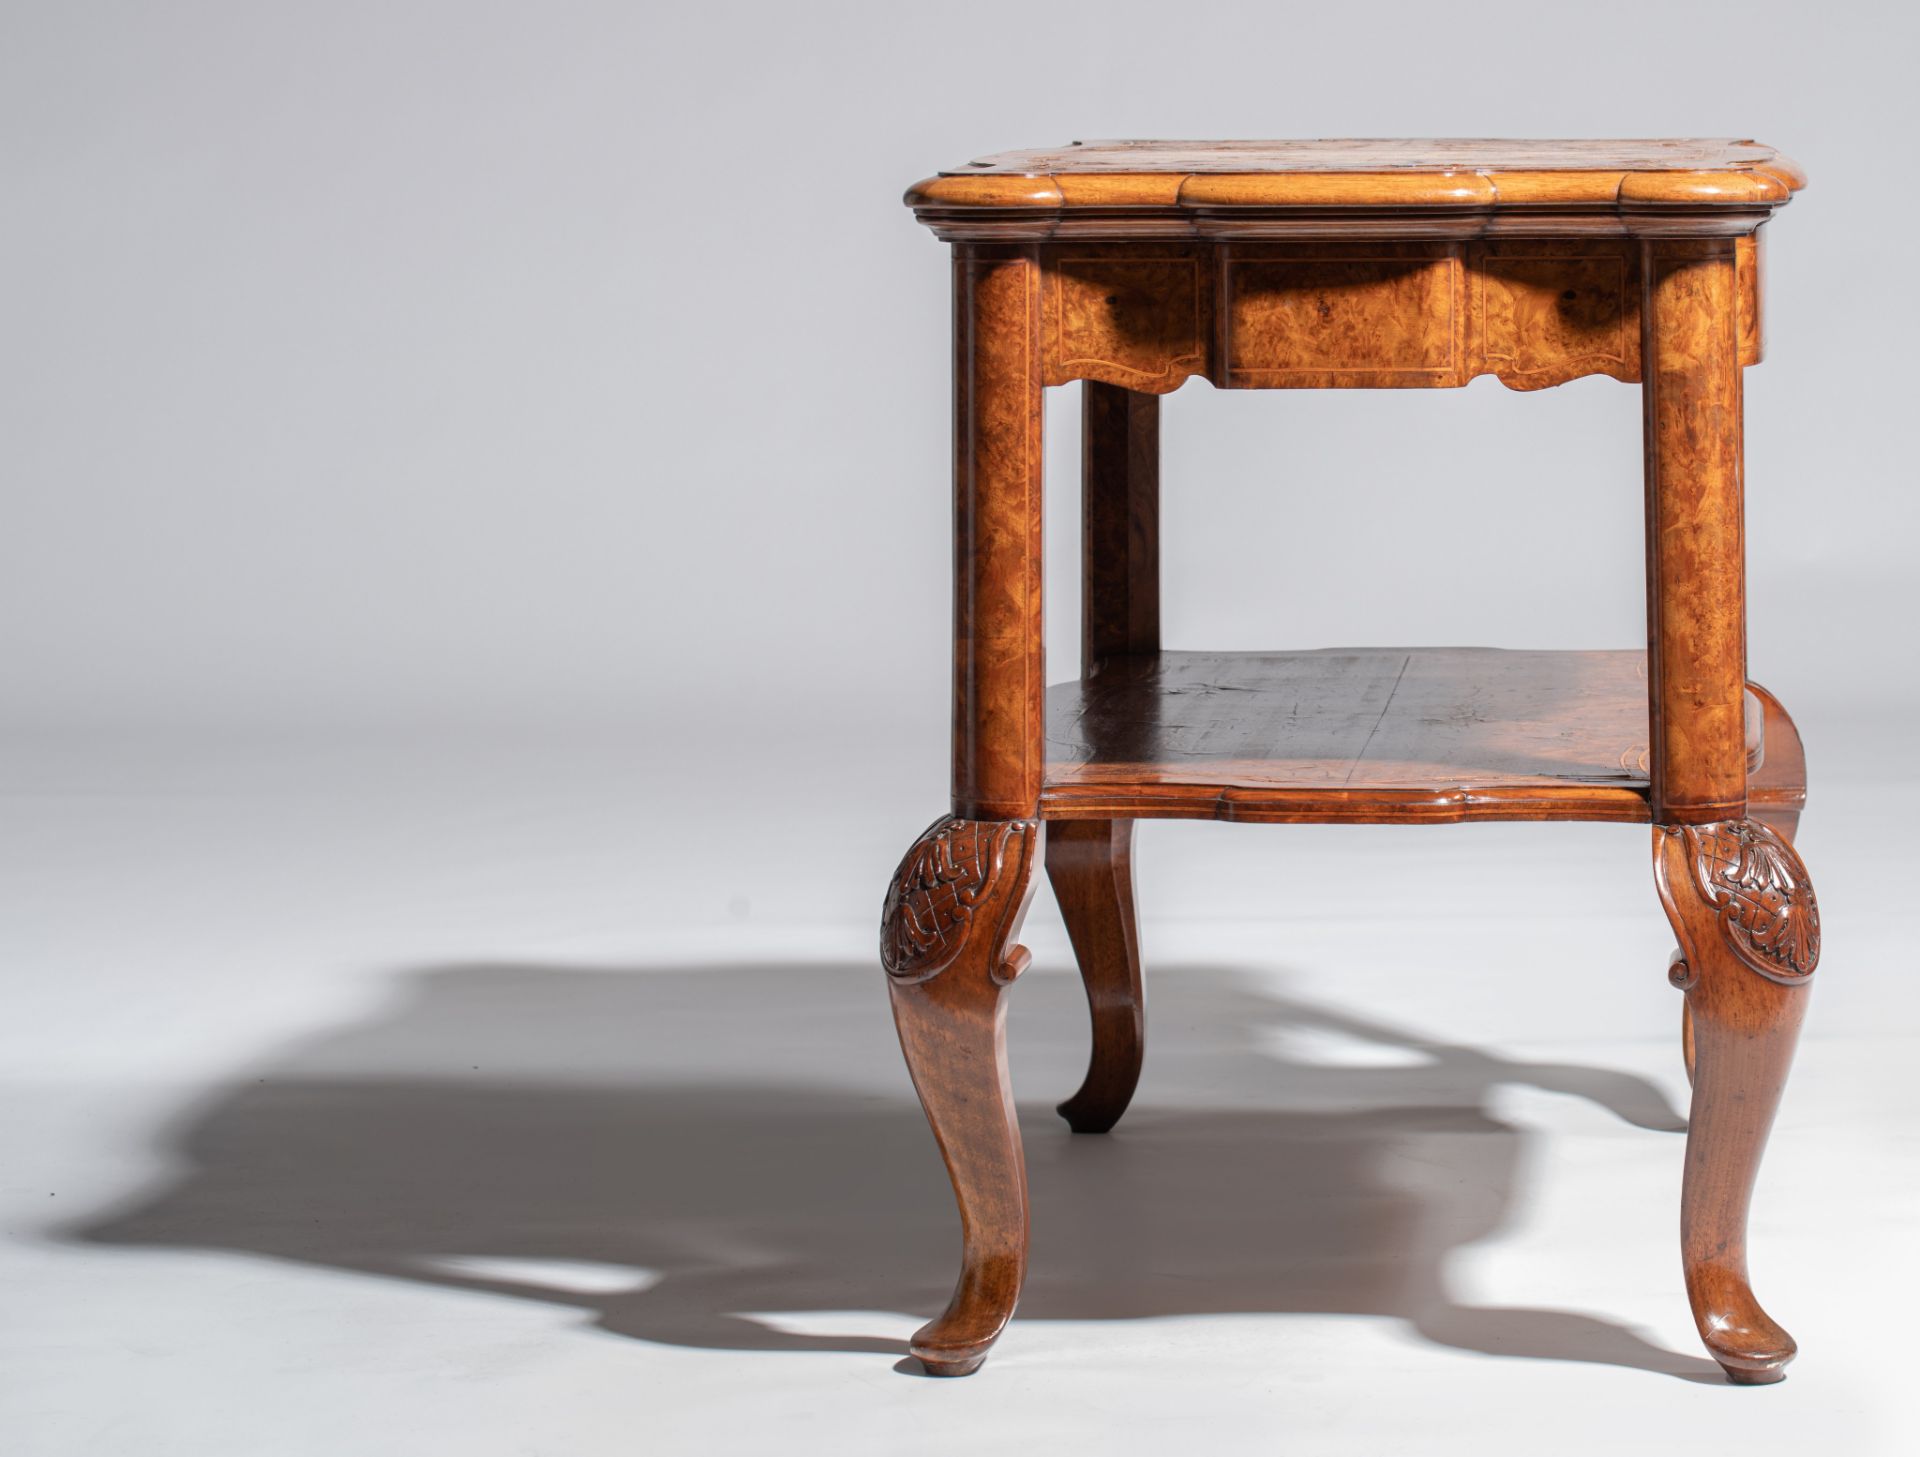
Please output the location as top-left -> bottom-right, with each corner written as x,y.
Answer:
880,140 -> 1819,1386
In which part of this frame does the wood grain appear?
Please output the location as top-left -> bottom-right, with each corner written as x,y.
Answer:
949,138 -> 1796,175
1044,819 -> 1145,1134
1476,241 -> 1639,389
1030,241 -> 1719,393
1642,238 -> 1748,824
1223,244 -> 1461,388
1736,230 -> 1765,367
883,817 -> 1042,1376
951,245 -> 1046,821
895,138 -> 1818,1384
1655,820 -> 1819,1384
1080,382 -> 1159,669
1747,680 -> 1806,843
1049,247 -> 1209,392
908,139 -> 1804,241
1042,648 -> 1775,824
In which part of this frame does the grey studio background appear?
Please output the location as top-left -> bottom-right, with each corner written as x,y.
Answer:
3,4 -> 1916,1457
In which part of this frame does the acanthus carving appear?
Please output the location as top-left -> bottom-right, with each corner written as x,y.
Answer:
1663,820 -> 1820,984
882,818 -> 1036,982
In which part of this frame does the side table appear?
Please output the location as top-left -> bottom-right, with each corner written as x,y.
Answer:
879,140 -> 1820,1385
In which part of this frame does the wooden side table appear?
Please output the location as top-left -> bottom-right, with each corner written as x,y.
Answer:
880,140 -> 1820,1385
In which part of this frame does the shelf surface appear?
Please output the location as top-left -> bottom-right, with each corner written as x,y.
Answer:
1042,648 -> 1763,824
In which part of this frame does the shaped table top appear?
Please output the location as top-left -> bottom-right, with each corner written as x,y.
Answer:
905,139 -> 1805,238
947,138 -> 1797,176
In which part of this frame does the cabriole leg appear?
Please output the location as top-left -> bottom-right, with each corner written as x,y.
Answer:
1655,819 -> 1820,1384
1045,818 -> 1145,1133
883,816 -> 1041,1376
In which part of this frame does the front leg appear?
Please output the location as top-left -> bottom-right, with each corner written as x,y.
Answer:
1682,703 -> 1804,1087
883,816 -> 1041,1376
1655,819 -> 1820,1384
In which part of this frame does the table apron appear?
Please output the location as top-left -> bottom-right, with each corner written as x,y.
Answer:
1027,236 -> 1762,393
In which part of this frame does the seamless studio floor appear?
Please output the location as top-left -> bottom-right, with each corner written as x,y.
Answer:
2,724 -> 1914,1456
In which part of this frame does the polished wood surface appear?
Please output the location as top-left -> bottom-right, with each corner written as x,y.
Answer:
1055,382 -> 1157,1137
949,137 -> 1798,174
909,138 -> 1804,241
1043,648 -> 1779,824
1027,237 -> 1763,393
951,245 -> 1046,821
1682,749 -> 1805,1089
1643,239 -> 1749,825
882,817 -> 1042,1376
1747,681 -> 1807,843
1080,382 -> 1160,665
1655,820 -> 1819,1383
1044,820 -> 1145,1133
886,139 -> 1821,1385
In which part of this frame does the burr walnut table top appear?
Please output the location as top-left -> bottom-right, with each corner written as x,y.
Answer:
945,137 -> 1798,176
906,137 -> 1805,238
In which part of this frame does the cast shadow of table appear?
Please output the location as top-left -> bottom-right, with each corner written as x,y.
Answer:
70,960 -> 1719,1380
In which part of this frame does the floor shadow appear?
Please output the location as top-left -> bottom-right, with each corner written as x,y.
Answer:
68,960 -> 1716,1379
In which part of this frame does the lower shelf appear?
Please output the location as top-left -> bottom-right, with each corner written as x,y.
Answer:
1042,648 -> 1776,825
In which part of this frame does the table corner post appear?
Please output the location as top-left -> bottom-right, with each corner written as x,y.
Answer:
1640,234 -> 1748,828
1081,381 -> 1161,679
951,241 -> 1046,825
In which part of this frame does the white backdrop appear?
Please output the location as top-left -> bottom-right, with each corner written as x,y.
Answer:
5,6 -> 1918,1456
5,0 -> 1916,742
